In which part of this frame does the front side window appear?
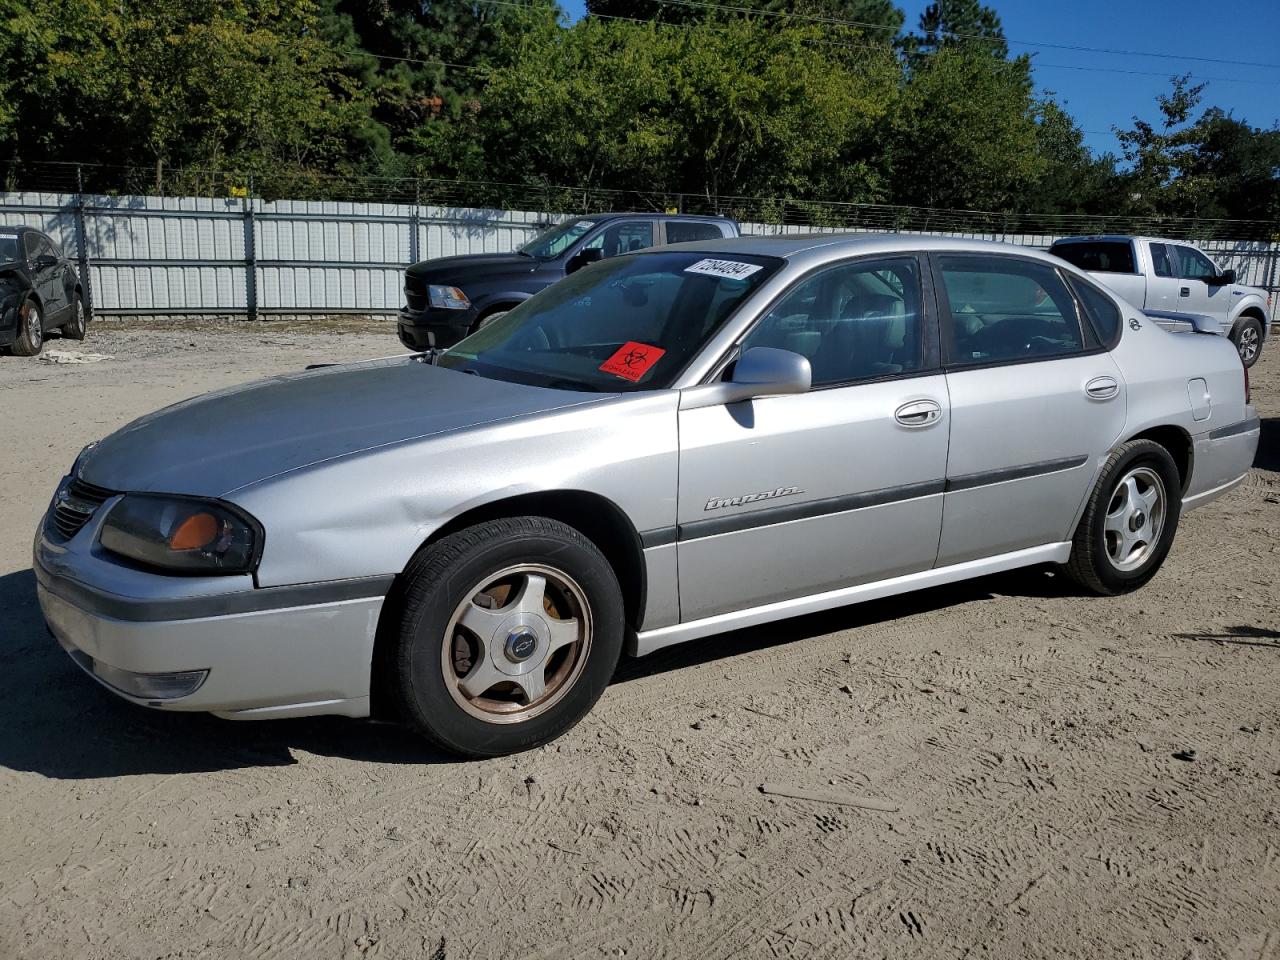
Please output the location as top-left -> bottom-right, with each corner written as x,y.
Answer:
439,251 -> 782,392
738,257 -> 923,387
1172,245 -> 1218,281
583,221 -> 654,259
516,219 -> 597,259
938,255 -> 1084,366
1150,243 -> 1173,277
667,221 -> 724,244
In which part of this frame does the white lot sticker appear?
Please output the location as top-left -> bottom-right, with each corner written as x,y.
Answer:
684,258 -> 763,281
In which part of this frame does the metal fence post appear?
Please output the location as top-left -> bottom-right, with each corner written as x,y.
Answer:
73,164 -> 93,319
409,181 -> 420,266
243,177 -> 258,321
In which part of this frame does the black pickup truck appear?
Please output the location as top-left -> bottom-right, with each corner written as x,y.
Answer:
397,213 -> 739,350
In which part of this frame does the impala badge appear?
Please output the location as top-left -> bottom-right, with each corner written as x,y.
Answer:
705,486 -> 803,511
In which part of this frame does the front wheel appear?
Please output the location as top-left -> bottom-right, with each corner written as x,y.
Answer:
389,517 -> 624,757
1232,316 -> 1263,368
1065,439 -> 1182,595
12,299 -> 43,356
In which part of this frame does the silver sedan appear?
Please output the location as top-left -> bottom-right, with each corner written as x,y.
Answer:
35,235 -> 1260,756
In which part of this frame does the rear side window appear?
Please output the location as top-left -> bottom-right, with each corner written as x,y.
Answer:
666,221 -> 725,244
1050,241 -> 1135,274
938,255 -> 1084,367
1150,243 -> 1173,277
1066,275 -> 1122,345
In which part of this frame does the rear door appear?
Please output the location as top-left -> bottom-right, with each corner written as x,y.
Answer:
1145,242 -> 1182,312
25,232 -> 65,321
676,254 -> 950,621
933,253 -> 1127,565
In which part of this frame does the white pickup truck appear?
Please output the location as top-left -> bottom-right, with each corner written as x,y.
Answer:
1049,235 -> 1271,367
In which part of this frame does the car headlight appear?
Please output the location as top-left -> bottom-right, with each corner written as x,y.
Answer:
428,285 -> 470,310
99,495 -> 262,574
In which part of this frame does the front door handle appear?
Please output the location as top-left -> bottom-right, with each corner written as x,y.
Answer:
1085,376 -> 1119,401
1180,286 -> 1191,297
895,399 -> 942,427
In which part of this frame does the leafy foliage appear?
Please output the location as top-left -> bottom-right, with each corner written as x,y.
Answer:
0,0 -> 1275,225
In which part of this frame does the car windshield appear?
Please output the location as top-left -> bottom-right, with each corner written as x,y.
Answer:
516,219 -> 597,259
0,236 -> 18,263
438,250 -> 783,392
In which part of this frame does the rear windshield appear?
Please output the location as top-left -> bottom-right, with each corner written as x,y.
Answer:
439,250 -> 782,392
0,236 -> 18,262
1050,241 -> 1135,274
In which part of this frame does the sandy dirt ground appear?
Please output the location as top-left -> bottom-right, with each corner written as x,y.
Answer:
1,318 -> 1278,960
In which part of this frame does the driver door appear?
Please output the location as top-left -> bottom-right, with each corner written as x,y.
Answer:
675,255 -> 950,622
26,233 -> 65,321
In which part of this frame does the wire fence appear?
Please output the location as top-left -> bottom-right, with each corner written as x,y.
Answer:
4,159 -> 1279,242
2,159 -> 1277,321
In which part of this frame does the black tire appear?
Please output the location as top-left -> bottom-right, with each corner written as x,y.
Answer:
1065,439 -> 1182,595
469,306 -> 511,335
61,293 -> 87,341
1232,316 -> 1264,368
12,298 -> 43,357
390,516 -> 624,757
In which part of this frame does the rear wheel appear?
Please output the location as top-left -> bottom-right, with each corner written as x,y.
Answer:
389,517 -> 624,757
1232,316 -> 1263,368
1065,439 -> 1182,595
61,294 -> 87,341
12,299 -> 43,356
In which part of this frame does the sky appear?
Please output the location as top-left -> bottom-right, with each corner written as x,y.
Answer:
556,0 -> 1280,158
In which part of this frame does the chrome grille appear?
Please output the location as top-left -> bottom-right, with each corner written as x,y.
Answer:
50,479 -> 113,541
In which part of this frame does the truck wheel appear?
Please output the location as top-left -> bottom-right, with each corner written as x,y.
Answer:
471,306 -> 511,334
389,517 -> 624,757
1065,439 -> 1182,596
1232,316 -> 1263,368
61,294 -> 87,341
12,299 -> 44,356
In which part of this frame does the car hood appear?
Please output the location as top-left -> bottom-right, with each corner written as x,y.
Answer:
406,253 -> 542,285
78,358 -> 602,497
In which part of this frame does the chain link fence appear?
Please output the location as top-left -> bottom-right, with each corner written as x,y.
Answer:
2,160 -> 1277,320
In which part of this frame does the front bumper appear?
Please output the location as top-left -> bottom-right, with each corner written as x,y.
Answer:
35,526 -> 387,720
397,305 -> 475,351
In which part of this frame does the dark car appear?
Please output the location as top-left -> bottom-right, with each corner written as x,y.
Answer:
397,213 -> 739,350
1,226 -> 86,356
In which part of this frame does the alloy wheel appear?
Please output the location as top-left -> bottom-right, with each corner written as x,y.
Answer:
440,563 -> 593,724
1237,326 -> 1259,364
1103,466 -> 1166,572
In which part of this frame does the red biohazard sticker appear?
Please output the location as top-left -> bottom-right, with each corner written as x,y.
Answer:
599,341 -> 667,382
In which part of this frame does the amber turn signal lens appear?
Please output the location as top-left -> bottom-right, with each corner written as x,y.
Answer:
168,512 -> 221,551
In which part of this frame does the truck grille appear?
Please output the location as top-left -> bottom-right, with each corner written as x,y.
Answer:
405,275 -> 427,311
50,479 -> 114,541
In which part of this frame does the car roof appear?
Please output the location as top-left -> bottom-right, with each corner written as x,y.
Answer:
655,232 -> 1073,265
580,212 -> 734,223
1052,235 -> 1194,246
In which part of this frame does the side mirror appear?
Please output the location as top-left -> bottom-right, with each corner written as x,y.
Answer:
679,347 -> 812,410
1219,268 -> 1236,285
32,254 -> 58,269
566,247 -> 604,274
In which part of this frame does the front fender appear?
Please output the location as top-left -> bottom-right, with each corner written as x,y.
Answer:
1228,294 -> 1270,338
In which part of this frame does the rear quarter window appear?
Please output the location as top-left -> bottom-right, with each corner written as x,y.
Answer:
666,221 -> 728,243
1066,275 -> 1122,345
1050,242 -> 1135,274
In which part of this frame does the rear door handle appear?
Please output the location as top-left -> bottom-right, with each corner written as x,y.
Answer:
1085,376 -> 1119,401
895,399 -> 942,427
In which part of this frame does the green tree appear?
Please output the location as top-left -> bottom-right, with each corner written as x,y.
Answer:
584,0 -> 904,36
904,0 -> 1007,58
889,45 -> 1043,210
